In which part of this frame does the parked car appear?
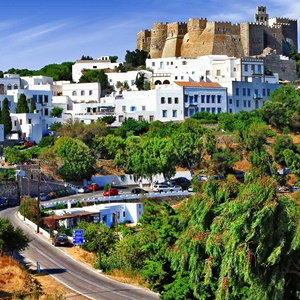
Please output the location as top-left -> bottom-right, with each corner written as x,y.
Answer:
87,183 -> 100,192
166,177 -> 191,190
52,233 -> 70,247
25,140 -> 35,148
197,175 -> 209,181
153,184 -> 182,193
131,188 -> 149,195
290,186 -> 299,192
78,186 -> 91,193
103,187 -> 119,196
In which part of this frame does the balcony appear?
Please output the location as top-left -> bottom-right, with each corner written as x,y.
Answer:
253,93 -> 262,100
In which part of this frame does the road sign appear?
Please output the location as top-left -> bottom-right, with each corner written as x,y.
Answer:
73,229 -> 84,245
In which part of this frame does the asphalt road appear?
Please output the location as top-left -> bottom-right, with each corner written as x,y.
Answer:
0,207 -> 159,300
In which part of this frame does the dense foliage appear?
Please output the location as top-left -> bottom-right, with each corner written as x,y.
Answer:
0,217 -> 31,255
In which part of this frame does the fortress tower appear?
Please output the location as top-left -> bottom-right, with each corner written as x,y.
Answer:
137,6 -> 298,59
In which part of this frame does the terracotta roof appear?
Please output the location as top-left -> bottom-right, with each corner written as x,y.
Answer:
174,81 -> 222,88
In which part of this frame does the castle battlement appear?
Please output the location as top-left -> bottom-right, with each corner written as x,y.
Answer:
137,6 -> 297,59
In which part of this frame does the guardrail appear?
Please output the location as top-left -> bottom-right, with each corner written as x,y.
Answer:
41,190 -> 190,209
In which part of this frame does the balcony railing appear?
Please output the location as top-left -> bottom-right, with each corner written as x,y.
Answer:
253,93 -> 262,99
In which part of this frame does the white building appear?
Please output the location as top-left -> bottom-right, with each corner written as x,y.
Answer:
52,202 -> 143,229
72,57 -> 121,83
107,70 -> 152,92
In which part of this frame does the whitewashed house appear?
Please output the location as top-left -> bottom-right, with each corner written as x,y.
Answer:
72,57 -> 121,83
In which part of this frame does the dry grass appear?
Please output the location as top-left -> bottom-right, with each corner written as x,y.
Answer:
0,254 -> 88,300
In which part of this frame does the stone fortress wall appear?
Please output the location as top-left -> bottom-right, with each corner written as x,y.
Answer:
137,6 -> 298,60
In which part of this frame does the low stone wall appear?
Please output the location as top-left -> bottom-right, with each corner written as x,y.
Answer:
0,181 -> 18,198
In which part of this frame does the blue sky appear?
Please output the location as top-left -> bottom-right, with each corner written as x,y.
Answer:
0,0 -> 299,71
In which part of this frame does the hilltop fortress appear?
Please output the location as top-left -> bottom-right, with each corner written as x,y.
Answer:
137,6 -> 298,59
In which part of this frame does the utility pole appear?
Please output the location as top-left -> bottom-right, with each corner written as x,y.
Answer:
36,164 -> 41,233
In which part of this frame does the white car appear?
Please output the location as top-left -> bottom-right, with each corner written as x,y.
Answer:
153,184 -> 182,193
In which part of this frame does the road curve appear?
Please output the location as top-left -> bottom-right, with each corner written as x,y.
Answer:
0,207 -> 159,300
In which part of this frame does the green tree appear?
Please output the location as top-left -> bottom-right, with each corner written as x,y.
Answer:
0,217 -> 31,256
273,134 -> 297,166
248,146 -> 275,175
53,136 -> 96,181
135,72 -> 146,90
50,106 -> 63,118
165,176 -> 300,300
210,147 -> 239,175
99,116 -> 116,126
243,122 -> 269,151
172,119 -> 211,176
16,93 -> 29,113
1,98 -> 12,136
109,56 -> 118,63
29,97 -> 36,113
79,69 -> 108,91
125,49 -> 148,67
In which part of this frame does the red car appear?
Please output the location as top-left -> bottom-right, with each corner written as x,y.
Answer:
103,188 -> 119,196
87,183 -> 100,192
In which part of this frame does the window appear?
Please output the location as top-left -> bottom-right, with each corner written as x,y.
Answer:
39,95 -> 43,103
262,89 -> 266,96
7,84 -> 11,90
152,62 -> 155,67
189,96 -> 193,104
89,90 -> 93,95
236,100 -> 239,107
212,107 -> 216,114
44,108 -> 49,116
123,211 -> 125,217
201,95 -> 205,103
216,70 -> 221,76
119,115 -> 124,122
174,97 -> 179,104
138,115 -> 143,121
130,106 -> 136,112
217,108 -> 222,113
244,64 -> 248,72
248,100 -> 251,107
142,105 -> 146,111
168,97 -> 172,104
172,110 -> 177,117
131,80 -> 135,86
184,95 -> 188,103
14,84 -> 18,89
28,118 -> 32,124
217,95 -> 221,103
194,95 -> 198,103
44,95 -> 48,103
185,108 -> 189,117
72,91 -> 77,96
201,107 -> 205,112
235,88 -> 239,96
243,88 -> 246,96
229,108 -> 232,113
161,97 -> 165,104
182,61 -> 187,65
229,98 -> 232,104
149,115 -> 154,122
206,107 -> 210,112
14,120 -> 17,126
267,89 -> 270,96
244,100 -> 247,107
81,90 -> 85,96
211,95 -> 215,103
206,70 -> 210,76
247,89 -> 251,96
255,101 -> 259,109
206,95 -> 210,103
162,110 -> 167,118
122,105 -> 126,112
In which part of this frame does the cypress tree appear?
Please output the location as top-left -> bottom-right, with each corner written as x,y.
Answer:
2,98 -> 12,136
16,93 -> 29,113
29,98 -> 36,113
